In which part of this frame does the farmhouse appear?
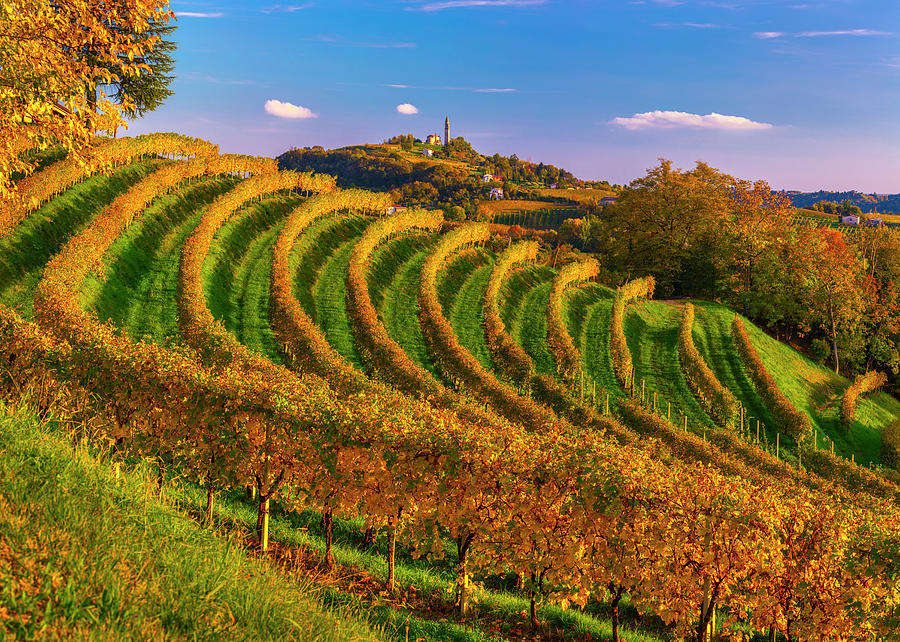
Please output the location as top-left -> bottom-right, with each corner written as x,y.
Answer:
489,187 -> 504,200
599,196 -> 618,206
425,134 -> 442,145
868,218 -> 883,227
422,149 -> 433,158
842,215 -> 860,226
482,173 -> 493,183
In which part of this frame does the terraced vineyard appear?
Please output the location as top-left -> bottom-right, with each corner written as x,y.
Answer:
3,135 -> 900,641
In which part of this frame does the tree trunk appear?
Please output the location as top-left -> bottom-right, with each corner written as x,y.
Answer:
205,486 -> 214,525
387,516 -> 397,592
769,625 -> 776,642
456,532 -> 475,616
361,525 -> 376,550
609,583 -> 625,642
257,496 -> 270,552
530,590 -> 538,632
323,508 -> 334,571
829,301 -> 840,374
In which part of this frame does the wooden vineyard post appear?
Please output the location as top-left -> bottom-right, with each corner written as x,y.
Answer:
831,442 -> 834,455
605,393 -> 609,416
776,433 -> 780,460
592,381 -> 596,405
641,379 -> 645,405
683,415 -> 687,431
652,391 -> 657,413
580,370 -> 584,399
667,401 -> 671,423
756,420 -> 760,444
814,431 -> 817,450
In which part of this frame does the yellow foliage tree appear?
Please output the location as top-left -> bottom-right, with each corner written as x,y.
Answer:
0,0 -> 175,200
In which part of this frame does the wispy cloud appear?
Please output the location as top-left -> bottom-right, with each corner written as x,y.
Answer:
383,83 -> 517,93
611,110 -> 773,131
474,88 -> 518,93
797,29 -> 891,37
385,84 -> 410,88
182,72 -> 253,85
397,103 -> 419,114
314,35 -> 416,48
654,22 -> 722,29
412,0 -> 546,11
755,29 -> 891,39
264,99 -> 318,119
261,3 -> 313,12
174,11 -> 223,17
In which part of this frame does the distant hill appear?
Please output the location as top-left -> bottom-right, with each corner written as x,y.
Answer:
784,190 -> 900,214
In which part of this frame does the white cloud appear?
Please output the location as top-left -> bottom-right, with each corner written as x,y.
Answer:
385,84 -> 410,88
264,99 -> 318,119
414,0 -> 545,11
474,87 -> 517,93
396,103 -> 419,115
174,11 -> 223,17
611,110 -> 773,131
654,22 -> 721,29
797,29 -> 891,37
756,29 -> 890,39
261,4 -> 313,12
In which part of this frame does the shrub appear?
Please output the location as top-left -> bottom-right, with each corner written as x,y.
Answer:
677,303 -> 738,426
731,316 -> 812,444
841,370 -> 888,428
609,276 -> 655,387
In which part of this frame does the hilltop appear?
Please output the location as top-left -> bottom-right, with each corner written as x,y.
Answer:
277,137 -> 615,218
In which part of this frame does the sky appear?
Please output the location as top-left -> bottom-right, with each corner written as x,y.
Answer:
129,0 -> 900,192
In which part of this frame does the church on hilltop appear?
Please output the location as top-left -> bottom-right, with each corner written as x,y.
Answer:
425,116 -> 451,146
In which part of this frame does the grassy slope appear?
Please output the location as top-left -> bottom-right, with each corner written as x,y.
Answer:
368,234 -> 439,376
449,262 -> 495,372
0,162 -> 157,319
517,281 -> 557,378
80,177 -> 238,345
0,404 -> 379,641
312,223 -> 370,371
578,286 -> 627,405
692,302 -> 900,465
204,196 -> 300,363
291,216 -> 369,323
625,302 -> 716,431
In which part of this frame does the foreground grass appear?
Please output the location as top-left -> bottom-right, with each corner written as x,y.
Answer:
0,404 -> 380,641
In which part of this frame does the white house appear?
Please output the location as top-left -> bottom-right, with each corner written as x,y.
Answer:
549,183 -> 558,189
489,187 -> 504,200
422,149 -> 433,158
387,206 -> 408,215
482,173 -> 494,183
867,218 -> 883,227
842,215 -> 860,226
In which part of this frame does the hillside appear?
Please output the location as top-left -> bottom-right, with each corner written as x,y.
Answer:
786,190 -> 900,214
2,134 -> 899,640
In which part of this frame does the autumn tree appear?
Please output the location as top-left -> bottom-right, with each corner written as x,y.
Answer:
0,0 -> 175,199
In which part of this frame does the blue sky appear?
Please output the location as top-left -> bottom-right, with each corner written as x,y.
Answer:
129,0 -> 899,191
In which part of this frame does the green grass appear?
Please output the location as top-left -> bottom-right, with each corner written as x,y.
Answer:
579,286 -> 627,405
0,162 -> 158,320
80,176 -> 238,345
0,403 -> 380,641
625,301 -> 716,431
517,281 -> 557,378
448,261 -> 495,372
692,302 -> 900,466
368,234 -> 439,376
291,216 -> 370,322
204,195 -> 301,363
312,220 -> 371,371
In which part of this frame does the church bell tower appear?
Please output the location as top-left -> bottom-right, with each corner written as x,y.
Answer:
444,116 -> 450,146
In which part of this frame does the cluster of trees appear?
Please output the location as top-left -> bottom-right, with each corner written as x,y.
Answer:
813,200 -> 864,218
483,152 -> 580,187
578,160 -> 900,385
